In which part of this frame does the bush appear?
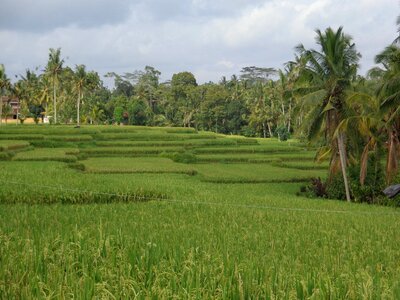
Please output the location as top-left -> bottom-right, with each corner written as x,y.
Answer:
301,153 -> 386,204
275,126 -> 290,141
325,174 -> 347,200
298,177 -> 327,198
348,153 -> 385,204
240,126 -> 257,137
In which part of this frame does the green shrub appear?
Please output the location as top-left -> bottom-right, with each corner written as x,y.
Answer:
348,154 -> 385,204
240,125 -> 257,137
275,126 -> 290,141
297,177 -> 327,198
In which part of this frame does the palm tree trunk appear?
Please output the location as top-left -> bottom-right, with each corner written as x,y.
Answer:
0,96 -> 2,126
77,92 -> 81,127
287,99 -> 292,132
53,80 -> 57,124
262,122 -> 267,138
386,130 -> 399,184
267,122 -> 273,137
337,133 -> 351,202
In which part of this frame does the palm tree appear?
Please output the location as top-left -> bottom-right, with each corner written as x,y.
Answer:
296,27 -> 361,201
374,45 -> 400,183
45,48 -> 64,124
88,105 -> 105,125
0,64 -> 11,126
393,15 -> 400,44
336,78 -> 383,186
73,65 -> 88,127
35,75 -> 51,122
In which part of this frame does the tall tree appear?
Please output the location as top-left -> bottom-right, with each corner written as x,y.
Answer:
170,72 -> 198,127
0,64 -> 11,126
296,27 -> 360,201
374,45 -> 400,183
73,65 -> 88,127
45,48 -> 64,124
240,66 -> 277,85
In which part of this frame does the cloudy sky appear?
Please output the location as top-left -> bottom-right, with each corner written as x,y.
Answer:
0,0 -> 398,86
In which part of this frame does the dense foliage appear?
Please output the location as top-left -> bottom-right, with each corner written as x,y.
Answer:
2,19 -> 400,203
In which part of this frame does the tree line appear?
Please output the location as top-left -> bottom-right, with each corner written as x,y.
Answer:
1,19 -> 400,203
0,53 -> 298,138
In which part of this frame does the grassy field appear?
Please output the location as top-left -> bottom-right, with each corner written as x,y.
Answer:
0,125 -> 399,298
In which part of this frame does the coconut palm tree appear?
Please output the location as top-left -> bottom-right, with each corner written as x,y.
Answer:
374,45 -> 400,183
335,78 -> 383,186
295,27 -> 361,201
0,64 -> 12,126
73,65 -> 88,127
45,48 -> 64,124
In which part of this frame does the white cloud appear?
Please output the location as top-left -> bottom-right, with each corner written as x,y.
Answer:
0,0 -> 398,84
217,60 -> 235,69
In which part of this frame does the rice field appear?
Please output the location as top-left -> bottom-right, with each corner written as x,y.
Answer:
0,125 -> 399,298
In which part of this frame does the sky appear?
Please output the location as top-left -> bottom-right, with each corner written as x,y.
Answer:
0,0 -> 398,86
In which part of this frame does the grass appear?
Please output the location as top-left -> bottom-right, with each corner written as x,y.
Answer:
196,152 -> 316,163
80,146 -> 185,156
95,138 -> 256,148
0,125 -> 399,298
83,157 -> 197,175
193,163 -> 326,183
274,160 -> 329,170
194,145 -> 304,154
12,148 -> 79,162
0,140 -> 30,151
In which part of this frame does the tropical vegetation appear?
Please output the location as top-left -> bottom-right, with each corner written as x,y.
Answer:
1,22 -> 400,203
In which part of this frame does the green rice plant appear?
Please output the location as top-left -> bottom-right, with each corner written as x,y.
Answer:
44,135 -> 93,141
0,134 -> 45,140
194,145 -> 304,154
0,151 -> 12,160
95,138 -> 250,148
0,197 -> 399,298
0,125 -> 400,298
68,161 -> 86,171
29,140 -> 78,148
235,138 -> 259,144
95,140 -> 187,147
0,161 -> 173,204
12,148 -> 79,163
273,160 -> 329,170
0,140 -> 30,151
196,153 -> 279,163
80,146 -> 185,157
192,163 -> 327,183
165,127 -> 197,133
83,157 -> 197,175
159,151 -> 197,164
96,133 -> 217,141
186,139 -> 238,146
197,152 -> 316,163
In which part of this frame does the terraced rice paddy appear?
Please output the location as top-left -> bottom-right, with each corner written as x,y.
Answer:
0,125 -> 399,298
